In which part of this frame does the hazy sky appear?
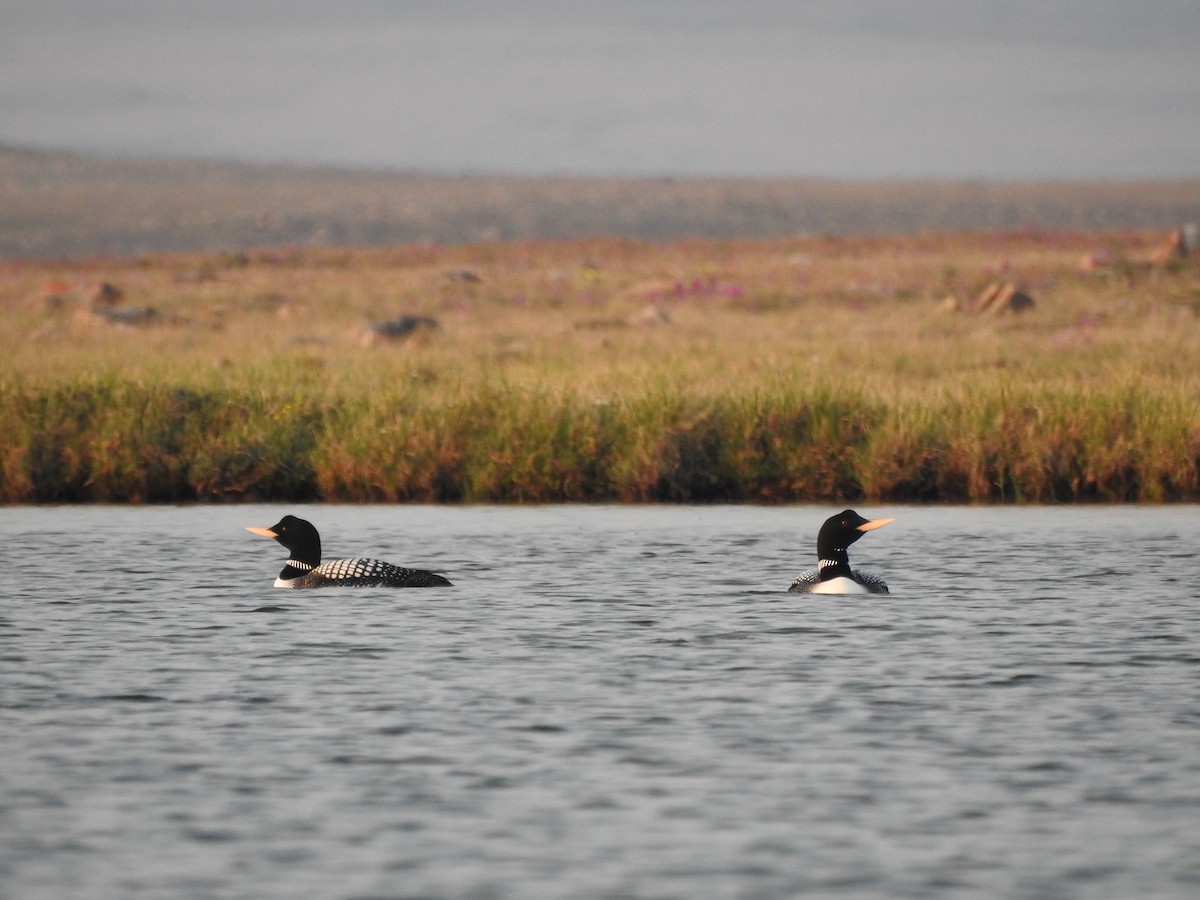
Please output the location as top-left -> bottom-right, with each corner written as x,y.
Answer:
2,0 -> 1197,178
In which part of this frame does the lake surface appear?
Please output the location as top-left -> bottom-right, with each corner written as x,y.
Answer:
3,504 -> 1199,898
4,2 -> 1199,179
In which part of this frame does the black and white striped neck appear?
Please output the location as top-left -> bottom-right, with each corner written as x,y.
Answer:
817,551 -> 853,582
279,559 -> 317,581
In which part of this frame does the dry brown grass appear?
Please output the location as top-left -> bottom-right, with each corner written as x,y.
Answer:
5,230 -> 1197,391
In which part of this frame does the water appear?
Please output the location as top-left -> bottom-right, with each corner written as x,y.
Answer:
3,504 -> 1199,899
3,2 -> 1199,179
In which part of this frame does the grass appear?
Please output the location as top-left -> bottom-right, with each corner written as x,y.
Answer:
2,230 -> 1199,503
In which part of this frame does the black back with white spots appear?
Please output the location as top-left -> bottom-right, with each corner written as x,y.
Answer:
787,569 -> 890,594
281,557 -> 452,588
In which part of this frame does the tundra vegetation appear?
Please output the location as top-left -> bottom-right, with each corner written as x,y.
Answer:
2,229 -> 1198,503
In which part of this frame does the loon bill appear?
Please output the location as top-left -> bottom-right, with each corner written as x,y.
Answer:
246,515 -> 452,588
788,509 -> 893,594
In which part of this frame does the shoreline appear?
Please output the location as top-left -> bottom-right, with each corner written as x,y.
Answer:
3,378 -> 1199,506
3,227 -> 1198,506
4,145 -> 1200,258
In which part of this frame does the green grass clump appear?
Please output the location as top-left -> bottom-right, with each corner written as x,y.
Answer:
3,377 -> 1198,504
0,379 -> 323,502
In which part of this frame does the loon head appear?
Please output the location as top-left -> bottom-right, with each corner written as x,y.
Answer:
815,509 -> 893,581
246,515 -> 322,568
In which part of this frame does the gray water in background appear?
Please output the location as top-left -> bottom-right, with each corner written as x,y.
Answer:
4,2 -> 1200,179
2,504 -> 1199,899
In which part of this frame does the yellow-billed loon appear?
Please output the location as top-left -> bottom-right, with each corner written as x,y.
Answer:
788,509 -> 894,594
246,515 -> 452,588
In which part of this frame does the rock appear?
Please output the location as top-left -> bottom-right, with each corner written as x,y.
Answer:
74,281 -> 185,327
75,305 -> 187,328
71,279 -> 186,327
358,315 -> 440,347
93,307 -> 163,326
86,282 -> 124,308
1150,229 -> 1187,265
1082,229 -> 1194,270
1003,289 -> 1035,314
975,281 -> 1034,315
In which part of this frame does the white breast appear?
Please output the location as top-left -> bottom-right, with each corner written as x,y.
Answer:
808,576 -> 869,595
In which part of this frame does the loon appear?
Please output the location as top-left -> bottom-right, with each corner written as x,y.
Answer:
246,515 -> 452,588
788,509 -> 894,594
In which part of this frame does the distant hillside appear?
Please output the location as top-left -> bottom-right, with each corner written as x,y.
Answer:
2,145 -> 1199,258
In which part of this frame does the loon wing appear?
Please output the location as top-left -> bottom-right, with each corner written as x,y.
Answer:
787,570 -> 820,593
310,558 -> 452,587
787,568 -> 889,594
852,569 -> 890,594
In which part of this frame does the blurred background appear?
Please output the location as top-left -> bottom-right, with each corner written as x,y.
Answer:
3,0 -> 1198,179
